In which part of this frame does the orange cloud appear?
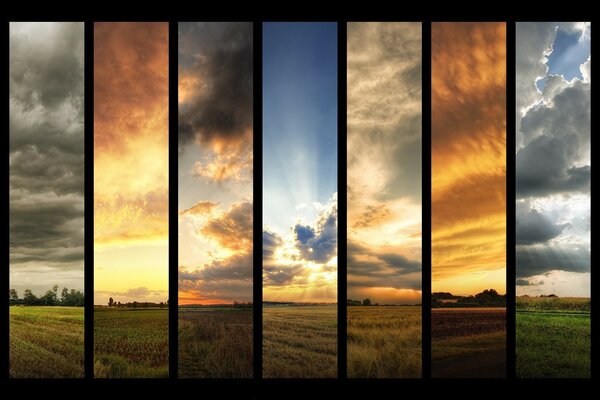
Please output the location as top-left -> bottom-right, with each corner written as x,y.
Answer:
94,22 -> 169,247
432,22 -> 506,294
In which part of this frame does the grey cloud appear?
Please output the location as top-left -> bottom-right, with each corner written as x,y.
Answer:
263,264 -> 306,287
9,22 -> 84,290
516,245 -> 590,278
516,201 -> 569,245
178,22 -> 252,150
517,78 -> 590,199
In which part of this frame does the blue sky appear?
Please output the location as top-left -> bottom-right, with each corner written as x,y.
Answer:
263,22 -> 337,233
537,27 -> 590,91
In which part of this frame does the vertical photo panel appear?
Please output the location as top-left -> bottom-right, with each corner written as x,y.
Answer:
431,22 -> 507,378
94,22 -> 169,378
9,22 -> 85,379
262,22 -> 338,378
346,22 -> 422,378
178,22 -> 254,378
515,22 -> 591,378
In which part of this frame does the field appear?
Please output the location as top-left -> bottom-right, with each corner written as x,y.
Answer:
516,297 -> 590,378
179,308 -> 252,378
10,306 -> 84,378
94,308 -> 169,378
347,306 -> 421,378
263,305 -> 337,378
432,308 -> 506,378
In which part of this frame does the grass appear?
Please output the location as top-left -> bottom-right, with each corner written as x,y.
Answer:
94,308 -> 168,378
516,297 -> 590,378
263,305 -> 337,378
347,306 -> 421,378
10,306 -> 84,378
179,308 -> 252,378
516,296 -> 590,312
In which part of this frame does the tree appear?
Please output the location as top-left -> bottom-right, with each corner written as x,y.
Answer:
362,298 -> 372,306
23,289 -> 38,306
108,297 -> 114,307
61,287 -> 69,303
9,289 -> 18,301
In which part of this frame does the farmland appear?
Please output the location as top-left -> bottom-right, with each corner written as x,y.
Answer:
432,308 -> 506,378
10,306 -> 84,378
516,296 -> 590,378
347,306 -> 421,378
179,308 -> 253,378
263,305 -> 337,378
94,308 -> 169,378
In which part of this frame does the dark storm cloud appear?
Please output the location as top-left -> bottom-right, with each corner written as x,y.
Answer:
178,22 -> 253,148
9,23 -> 84,292
377,253 -> 421,273
294,204 -> 337,263
516,201 -> 569,245
516,245 -> 590,278
517,81 -> 590,198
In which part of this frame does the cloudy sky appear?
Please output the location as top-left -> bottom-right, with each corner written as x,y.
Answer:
10,22 -> 84,296
516,22 -> 590,297
432,23 -> 506,296
263,23 -> 337,303
94,23 -> 169,305
178,22 -> 253,305
347,22 -> 422,305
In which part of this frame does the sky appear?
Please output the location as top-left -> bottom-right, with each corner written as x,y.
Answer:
431,22 -> 506,296
263,22 -> 338,303
178,22 -> 253,305
516,22 -> 590,297
94,23 -> 169,305
347,22 -> 422,305
9,22 -> 84,296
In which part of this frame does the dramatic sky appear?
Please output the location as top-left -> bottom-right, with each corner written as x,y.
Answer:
263,23 -> 337,303
432,23 -> 506,296
516,22 -> 590,297
94,23 -> 169,305
347,22 -> 422,305
9,22 -> 84,296
178,22 -> 253,305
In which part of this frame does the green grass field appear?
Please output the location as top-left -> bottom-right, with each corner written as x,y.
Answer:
263,305 -> 337,378
347,306 -> 421,378
179,308 -> 252,378
10,306 -> 84,378
516,297 -> 590,378
94,308 -> 169,378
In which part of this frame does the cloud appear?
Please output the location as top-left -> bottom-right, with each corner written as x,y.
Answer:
516,200 -> 569,245
200,200 -> 252,252
515,23 -> 590,294
9,22 -> 84,293
430,23 -> 506,294
95,287 -> 168,304
179,252 -> 252,303
517,81 -> 590,198
516,279 -> 531,286
516,245 -> 590,278
178,22 -> 252,152
294,199 -> 337,263
94,22 -> 169,246
179,201 -> 218,216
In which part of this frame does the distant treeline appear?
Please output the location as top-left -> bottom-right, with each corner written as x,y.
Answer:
9,286 -> 84,307
432,289 -> 506,307
105,297 -> 168,308
180,301 -> 253,309
347,298 -> 418,306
